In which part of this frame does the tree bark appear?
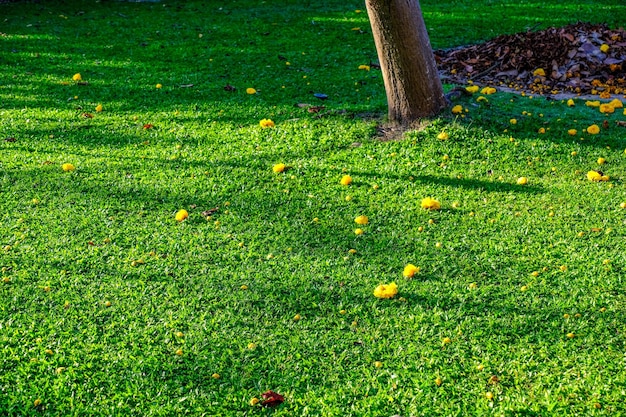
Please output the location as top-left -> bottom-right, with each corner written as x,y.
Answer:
365,0 -> 446,126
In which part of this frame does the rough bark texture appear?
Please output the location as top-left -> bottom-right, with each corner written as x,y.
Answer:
365,0 -> 446,126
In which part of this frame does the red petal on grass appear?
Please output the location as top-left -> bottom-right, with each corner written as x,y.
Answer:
143,124 -> 153,129
261,390 -> 284,407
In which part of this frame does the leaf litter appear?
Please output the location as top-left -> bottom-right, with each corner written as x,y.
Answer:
436,22 -> 626,98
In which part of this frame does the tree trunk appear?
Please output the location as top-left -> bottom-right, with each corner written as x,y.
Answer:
365,0 -> 447,126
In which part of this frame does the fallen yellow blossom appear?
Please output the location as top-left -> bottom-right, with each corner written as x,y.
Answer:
533,68 -> 546,76
272,163 -> 286,173
259,118 -> 275,128
587,124 -> 600,134
403,264 -> 420,278
373,282 -> 398,299
421,197 -> 441,210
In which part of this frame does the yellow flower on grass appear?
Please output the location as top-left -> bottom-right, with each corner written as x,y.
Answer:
567,99 -> 575,107
95,104 -> 103,112
354,228 -> 364,235
451,105 -> 463,114
272,163 -> 286,173
587,170 -> 609,182
62,163 -> 75,172
403,263 -> 420,278
259,118 -> 275,128
465,85 -> 479,93
609,98 -> 623,108
437,131 -> 449,140
597,157 -> 606,165
587,124 -> 600,134
175,209 -> 189,222
156,83 -> 163,89
246,87 -> 257,95
72,73 -> 82,81
480,86 -> 496,94
358,64 -> 370,71
340,175 -> 352,185
509,118 -> 517,125
600,103 -> 615,114
373,282 -> 398,299
585,100 -> 600,107
568,129 -> 577,136
516,177 -> 528,185
538,127 -> 546,134
354,215 -> 369,225
587,171 -> 601,181
421,197 -> 441,210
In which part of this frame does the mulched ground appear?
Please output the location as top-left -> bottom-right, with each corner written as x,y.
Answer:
435,22 -> 626,98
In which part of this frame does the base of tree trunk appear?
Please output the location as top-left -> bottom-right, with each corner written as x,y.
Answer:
366,0 -> 447,126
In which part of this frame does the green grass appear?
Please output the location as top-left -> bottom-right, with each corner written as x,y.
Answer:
1,1 -> 626,415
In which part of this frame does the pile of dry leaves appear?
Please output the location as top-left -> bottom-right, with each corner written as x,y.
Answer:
435,22 -> 626,97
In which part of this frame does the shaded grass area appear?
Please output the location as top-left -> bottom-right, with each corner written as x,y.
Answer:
1,1 -> 626,416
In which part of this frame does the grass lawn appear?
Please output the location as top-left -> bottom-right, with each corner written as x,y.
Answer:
1,0 -> 626,415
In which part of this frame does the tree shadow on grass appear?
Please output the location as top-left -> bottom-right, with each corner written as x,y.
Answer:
414,173 -> 544,194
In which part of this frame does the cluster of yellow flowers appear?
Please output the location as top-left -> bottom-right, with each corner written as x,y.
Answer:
586,98 -> 624,114
373,263 -> 422,299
